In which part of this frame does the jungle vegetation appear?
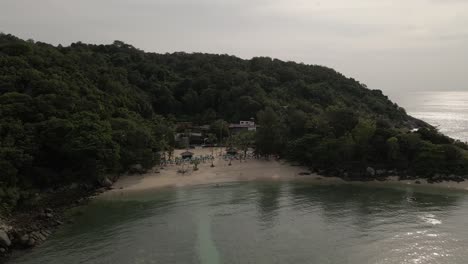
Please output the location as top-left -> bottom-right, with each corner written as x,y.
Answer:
1,33 -> 468,210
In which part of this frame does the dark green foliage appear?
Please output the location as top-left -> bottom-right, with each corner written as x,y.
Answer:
417,127 -> 453,144
210,119 -> 229,141
1,32 -> 468,210
256,107 -> 285,156
0,34 -> 175,201
285,110 -> 468,178
231,130 -> 255,158
326,107 -> 360,138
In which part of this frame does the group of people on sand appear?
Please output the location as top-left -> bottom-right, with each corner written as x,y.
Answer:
159,149 -> 266,174
160,154 -> 215,167
221,152 -> 256,161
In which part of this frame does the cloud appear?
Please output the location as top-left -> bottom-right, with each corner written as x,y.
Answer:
1,0 -> 467,93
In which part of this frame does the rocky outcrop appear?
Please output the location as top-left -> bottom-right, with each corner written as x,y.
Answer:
428,173 -> 466,184
129,164 -> 145,174
376,169 -> 387,176
0,230 -> 11,247
1,182 -> 113,261
366,167 -> 376,177
19,234 -> 30,246
99,177 -> 113,188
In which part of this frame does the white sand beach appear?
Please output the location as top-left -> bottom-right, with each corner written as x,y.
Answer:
104,148 -> 468,195
108,148 -> 337,191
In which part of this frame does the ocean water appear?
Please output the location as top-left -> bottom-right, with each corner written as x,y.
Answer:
9,90 -> 468,264
392,91 -> 468,142
10,182 -> 468,264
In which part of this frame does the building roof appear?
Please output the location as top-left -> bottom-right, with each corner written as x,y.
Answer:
196,125 -> 210,130
229,124 -> 255,128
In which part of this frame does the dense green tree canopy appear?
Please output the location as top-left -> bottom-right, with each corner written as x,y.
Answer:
1,33 -> 468,210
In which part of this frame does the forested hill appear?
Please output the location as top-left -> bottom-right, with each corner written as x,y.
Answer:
0,34 -> 417,125
1,33 -> 468,208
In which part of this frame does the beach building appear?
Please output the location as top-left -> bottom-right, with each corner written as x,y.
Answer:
229,119 -> 256,134
180,151 -> 194,159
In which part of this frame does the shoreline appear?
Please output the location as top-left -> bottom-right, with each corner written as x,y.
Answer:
0,185 -> 110,263
3,147 -> 468,262
103,148 -> 468,197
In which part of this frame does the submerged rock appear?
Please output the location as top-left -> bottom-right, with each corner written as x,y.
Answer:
20,234 -> 30,246
27,238 -> 36,247
41,230 -> 51,237
0,230 -> 11,247
31,231 -> 46,241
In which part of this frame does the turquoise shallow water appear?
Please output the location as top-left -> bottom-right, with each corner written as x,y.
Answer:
10,182 -> 468,264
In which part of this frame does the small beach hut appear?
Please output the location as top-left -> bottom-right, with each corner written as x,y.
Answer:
180,151 -> 194,159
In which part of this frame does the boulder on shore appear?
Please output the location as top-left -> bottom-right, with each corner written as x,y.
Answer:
99,177 -> 113,188
0,230 -> 11,247
366,167 -> 376,177
376,169 -> 387,176
129,164 -> 145,174
27,238 -> 36,247
20,234 -> 30,246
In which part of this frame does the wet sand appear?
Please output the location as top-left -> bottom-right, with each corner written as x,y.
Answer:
104,148 -> 468,196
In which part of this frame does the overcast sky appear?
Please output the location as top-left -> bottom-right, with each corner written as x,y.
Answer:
1,0 -> 467,100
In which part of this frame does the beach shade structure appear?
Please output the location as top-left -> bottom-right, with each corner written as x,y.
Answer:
226,147 -> 238,156
180,151 -> 194,159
